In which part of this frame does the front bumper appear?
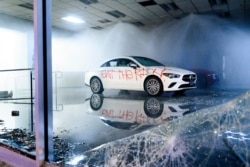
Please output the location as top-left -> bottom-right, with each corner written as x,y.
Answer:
163,74 -> 197,91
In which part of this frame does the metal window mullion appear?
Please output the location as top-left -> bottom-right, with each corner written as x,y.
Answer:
34,0 -> 53,165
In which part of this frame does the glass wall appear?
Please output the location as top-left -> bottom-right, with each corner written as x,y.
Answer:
0,2 -> 36,166
0,0 -> 250,166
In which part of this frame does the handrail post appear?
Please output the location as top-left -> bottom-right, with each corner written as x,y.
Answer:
30,71 -> 34,132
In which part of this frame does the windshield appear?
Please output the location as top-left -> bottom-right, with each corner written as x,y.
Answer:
132,56 -> 164,67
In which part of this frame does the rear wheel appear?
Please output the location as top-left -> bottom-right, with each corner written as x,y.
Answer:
90,94 -> 103,110
90,77 -> 103,94
144,76 -> 163,96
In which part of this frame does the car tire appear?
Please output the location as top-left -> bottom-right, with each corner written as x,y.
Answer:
144,97 -> 163,118
144,76 -> 163,96
90,94 -> 103,110
90,77 -> 104,94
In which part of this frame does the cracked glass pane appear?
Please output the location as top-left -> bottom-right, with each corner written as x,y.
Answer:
71,91 -> 250,166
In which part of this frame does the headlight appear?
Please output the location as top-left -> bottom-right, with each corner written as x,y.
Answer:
163,73 -> 180,78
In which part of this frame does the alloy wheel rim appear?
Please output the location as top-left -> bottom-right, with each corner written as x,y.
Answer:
91,94 -> 101,108
91,79 -> 100,92
146,98 -> 160,114
147,79 -> 160,95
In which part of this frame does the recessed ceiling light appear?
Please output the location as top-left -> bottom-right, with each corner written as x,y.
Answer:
61,16 -> 85,24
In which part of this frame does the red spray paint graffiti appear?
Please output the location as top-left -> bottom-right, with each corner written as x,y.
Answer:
101,67 -> 167,80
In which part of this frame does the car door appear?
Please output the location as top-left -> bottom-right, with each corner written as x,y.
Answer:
100,59 -> 121,89
115,58 -> 141,90
100,58 -> 142,90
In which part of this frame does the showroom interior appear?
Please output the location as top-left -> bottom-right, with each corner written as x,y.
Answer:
0,0 -> 250,166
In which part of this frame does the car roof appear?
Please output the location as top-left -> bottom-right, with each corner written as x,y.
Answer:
100,56 -> 165,67
101,56 -> 138,62
106,56 -> 148,61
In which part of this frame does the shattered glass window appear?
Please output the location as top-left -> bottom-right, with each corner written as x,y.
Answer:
76,91 -> 250,166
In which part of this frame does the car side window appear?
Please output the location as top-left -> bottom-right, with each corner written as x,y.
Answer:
117,59 -> 136,67
109,60 -> 118,67
101,62 -> 110,67
101,59 -> 138,68
101,60 -> 118,67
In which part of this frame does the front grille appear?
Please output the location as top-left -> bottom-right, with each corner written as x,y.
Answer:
182,74 -> 196,82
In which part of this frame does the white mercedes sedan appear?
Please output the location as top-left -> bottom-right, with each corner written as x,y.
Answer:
84,56 -> 196,96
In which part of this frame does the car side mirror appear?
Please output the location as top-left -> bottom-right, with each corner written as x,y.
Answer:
129,63 -> 138,69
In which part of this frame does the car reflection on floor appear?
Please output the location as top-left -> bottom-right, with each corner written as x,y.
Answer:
84,93 -> 196,131
0,87 -> 247,165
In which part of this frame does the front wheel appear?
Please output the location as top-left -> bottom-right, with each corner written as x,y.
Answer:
144,97 -> 163,118
90,77 -> 104,94
144,76 -> 163,96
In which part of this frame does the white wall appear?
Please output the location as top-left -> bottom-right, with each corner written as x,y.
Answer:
0,14 -> 33,68
0,28 -> 28,69
0,15 -> 32,91
1,14 -> 250,89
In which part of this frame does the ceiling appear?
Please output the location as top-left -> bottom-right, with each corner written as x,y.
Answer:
0,0 -> 249,32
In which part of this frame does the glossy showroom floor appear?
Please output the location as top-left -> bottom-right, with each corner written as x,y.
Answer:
0,86 -> 250,166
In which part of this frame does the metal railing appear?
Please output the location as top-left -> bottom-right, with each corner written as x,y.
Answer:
0,68 -> 34,102
53,71 -> 63,111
